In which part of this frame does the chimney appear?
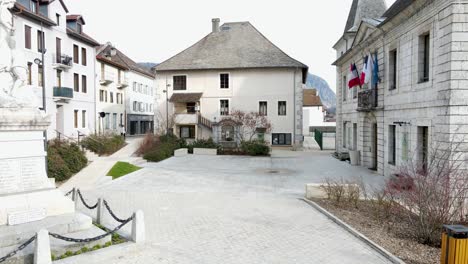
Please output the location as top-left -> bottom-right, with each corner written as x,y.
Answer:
212,18 -> 220,33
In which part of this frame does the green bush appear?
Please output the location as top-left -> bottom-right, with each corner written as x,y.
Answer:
143,143 -> 175,162
47,148 -> 72,181
81,134 -> 126,155
57,142 -> 88,173
240,140 -> 270,156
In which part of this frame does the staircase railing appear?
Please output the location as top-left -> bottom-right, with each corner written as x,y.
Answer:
197,113 -> 212,129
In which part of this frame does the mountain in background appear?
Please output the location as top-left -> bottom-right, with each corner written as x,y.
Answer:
137,62 -> 159,71
305,73 -> 336,114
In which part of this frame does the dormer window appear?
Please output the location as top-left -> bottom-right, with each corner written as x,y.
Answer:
77,23 -> 82,34
30,0 -> 38,14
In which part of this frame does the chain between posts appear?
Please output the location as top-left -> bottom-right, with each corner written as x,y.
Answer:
49,216 -> 133,243
77,189 -> 98,210
0,235 -> 36,263
103,199 -> 128,223
65,189 -> 73,196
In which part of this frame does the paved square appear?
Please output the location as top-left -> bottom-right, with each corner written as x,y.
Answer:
73,151 -> 391,264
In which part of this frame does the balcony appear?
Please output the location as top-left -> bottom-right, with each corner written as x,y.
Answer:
52,54 -> 73,71
357,89 -> 381,112
53,87 -> 73,103
100,72 -> 115,86
116,78 -> 129,89
175,113 -> 198,125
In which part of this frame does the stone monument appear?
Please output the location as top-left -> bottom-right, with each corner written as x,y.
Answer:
0,0 -> 74,226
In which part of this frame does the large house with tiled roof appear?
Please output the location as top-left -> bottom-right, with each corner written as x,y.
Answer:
13,0 -> 100,139
96,43 -> 156,135
155,19 -> 308,147
334,0 -> 468,177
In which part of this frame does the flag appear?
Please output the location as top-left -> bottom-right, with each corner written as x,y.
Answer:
372,53 -> 379,89
360,55 -> 372,85
348,63 -> 360,89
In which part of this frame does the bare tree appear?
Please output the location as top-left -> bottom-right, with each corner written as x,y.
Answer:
154,111 -> 176,136
388,138 -> 468,245
221,110 -> 272,142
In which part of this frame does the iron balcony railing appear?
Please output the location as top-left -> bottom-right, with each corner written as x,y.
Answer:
357,89 -> 378,111
53,87 -> 74,99
52,54 -> 73,68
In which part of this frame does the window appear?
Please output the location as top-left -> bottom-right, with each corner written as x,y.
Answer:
389,49 -> 398,90
38,65 -> 43,87
112,113 -> 117,130
56,38 -> 62,63
77,23 -> 83,34
25,26 -> 31,49
27,62 -> 32,85
104,91 -> 108,102
259,101 -> 267,116
180,126 -> 195,139
56,14 -> 60,25
56,70 -> 62,87
82,110 -> 86,128
418,126 -> 429,172
37,30 -> 45,53
388,125 -> 396,165
352,123 -> 357,151
99,90 -> 105,102
220,73 -> 229,89
30,0 -> 38,13
173,76 -> 187,90
402,130 -> 409,162
419,33 -> 430,83
186,102 -> 196,113
81,48 -> 87,66
74,110 -> 78,128
133,82 -> 136,91
343,122 -> 347,148
342,76 -> 347,101
73,73 -> 79,92
278,101 -> 287,116
120,114 -> 123,126
73,45 -> 79,64
105,113 -> 110,129
81,75 -> 87,93
272,133 -> 292,146
110,92 -> 114,103
220,100 -> 229,116
133,101 -> 137,111
116,93 -> 120,104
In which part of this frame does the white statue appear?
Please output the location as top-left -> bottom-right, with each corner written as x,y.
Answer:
0,0 -> 36,108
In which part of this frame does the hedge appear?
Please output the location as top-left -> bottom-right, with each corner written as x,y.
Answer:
47,140 -> 87,182
81,134 -> 126,156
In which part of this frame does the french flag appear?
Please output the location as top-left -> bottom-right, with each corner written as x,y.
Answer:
360,55 -> 372,85
348,63 -> 361,89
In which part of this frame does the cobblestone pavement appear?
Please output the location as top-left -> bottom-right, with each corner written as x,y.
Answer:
72,152 -> 392,264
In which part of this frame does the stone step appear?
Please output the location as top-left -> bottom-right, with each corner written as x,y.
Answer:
0,226 -> 112,264
0,213 -> 92,248
96,176 -> 113,186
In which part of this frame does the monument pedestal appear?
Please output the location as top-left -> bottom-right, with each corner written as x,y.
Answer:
0,108 -> 74,226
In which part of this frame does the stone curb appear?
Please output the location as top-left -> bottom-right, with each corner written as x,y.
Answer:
301,198 -> 406,264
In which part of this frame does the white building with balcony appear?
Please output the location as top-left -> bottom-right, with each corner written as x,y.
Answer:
13,0 -> 99,139
154,19 -> 308,147
95,43 -> 155,136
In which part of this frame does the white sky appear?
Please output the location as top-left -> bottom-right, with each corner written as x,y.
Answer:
67,0 -> 397,92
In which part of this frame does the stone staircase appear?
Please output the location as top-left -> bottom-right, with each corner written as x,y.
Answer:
84,149 -> 100,162
0,213 -> 110,264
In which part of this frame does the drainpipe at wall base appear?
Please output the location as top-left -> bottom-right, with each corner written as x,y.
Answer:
293,68 -> 297,148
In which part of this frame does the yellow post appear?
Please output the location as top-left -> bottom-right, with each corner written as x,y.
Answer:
441,225 -> 468,264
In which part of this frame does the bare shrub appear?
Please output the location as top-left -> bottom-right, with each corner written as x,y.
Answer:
346,183 -> 361,208
135,133 -> 156,156
387,139 -> 468,246
320,178 -> 359,206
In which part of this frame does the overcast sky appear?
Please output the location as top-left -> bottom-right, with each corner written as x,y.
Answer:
67,0 -> 396,92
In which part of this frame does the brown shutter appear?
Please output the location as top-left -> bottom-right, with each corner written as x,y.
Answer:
73,45 -> 79,64
25,26 -> 31,49
74,73 -> 79,92
81,75 -> 87,93
81,48 -> 87,66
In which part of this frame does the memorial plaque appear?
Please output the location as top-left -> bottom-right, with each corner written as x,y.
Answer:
0,157 -> 50,195
8,208 -> 47,225
0,159 -> 20,194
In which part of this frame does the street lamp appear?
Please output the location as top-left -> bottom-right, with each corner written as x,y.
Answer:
163,83 -> 171,135
34,22 -> 46,111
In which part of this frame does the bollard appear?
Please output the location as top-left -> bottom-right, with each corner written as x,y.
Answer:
71,188 -> 76,201
74,191 -> 79,210
131,210 -> 145,243
96,198 -> 103,225
34,229 -> 51,264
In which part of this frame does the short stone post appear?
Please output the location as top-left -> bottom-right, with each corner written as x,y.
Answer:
71,188 -> 76,201
74,190 -> 80,209
131,210 -> 145,243
96,198 -> 103,225
34,229 -> 51,264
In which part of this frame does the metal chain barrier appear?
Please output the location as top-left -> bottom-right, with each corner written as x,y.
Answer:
77,189 -> 98,210
0,235 -> 36,263
103,199 -> 127,223
49,216 -> 133,243
64,189 -> 73,196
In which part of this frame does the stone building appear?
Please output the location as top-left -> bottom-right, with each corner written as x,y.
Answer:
154,19 -> 308,147
334,0 -> 468,176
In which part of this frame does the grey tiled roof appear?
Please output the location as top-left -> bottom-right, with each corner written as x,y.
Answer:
382,0 -> 414,21
344,0 -> 387,33
155,22 -> 308,72
96,44 -> 155,78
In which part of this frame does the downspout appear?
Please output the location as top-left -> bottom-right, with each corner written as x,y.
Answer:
375,26 -> 387,176
293,68 -> 297,147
